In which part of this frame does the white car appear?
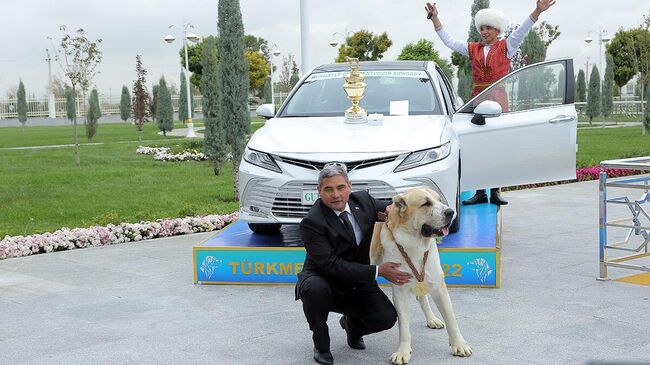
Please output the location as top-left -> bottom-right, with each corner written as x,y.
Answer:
238,59 -> 577,233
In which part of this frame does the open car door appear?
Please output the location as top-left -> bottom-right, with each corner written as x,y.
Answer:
452,58 -> 577,191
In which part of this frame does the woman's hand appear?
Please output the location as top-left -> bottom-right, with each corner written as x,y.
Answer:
425,2 -> 439,20
536,0 -> 556,13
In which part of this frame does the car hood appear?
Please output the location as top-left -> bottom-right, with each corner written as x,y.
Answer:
248,115 -> 448,156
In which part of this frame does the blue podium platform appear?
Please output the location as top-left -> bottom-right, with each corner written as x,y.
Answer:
193,192 -> 501,288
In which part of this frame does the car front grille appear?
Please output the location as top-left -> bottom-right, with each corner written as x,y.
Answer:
276,155 -> 401,172
243,180 -> 397,219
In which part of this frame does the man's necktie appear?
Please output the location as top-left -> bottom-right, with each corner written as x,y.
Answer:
339,211 -> 358,244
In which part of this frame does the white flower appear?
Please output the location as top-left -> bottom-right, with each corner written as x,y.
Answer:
0,212 -> 238,260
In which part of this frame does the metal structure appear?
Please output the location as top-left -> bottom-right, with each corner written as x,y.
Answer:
598,156 -> 650,280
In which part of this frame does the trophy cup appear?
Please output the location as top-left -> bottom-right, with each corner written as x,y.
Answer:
343,57 -> 367,123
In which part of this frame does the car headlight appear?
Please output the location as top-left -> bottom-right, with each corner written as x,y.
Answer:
244,147 -> 281,173
394,142 -> 451,172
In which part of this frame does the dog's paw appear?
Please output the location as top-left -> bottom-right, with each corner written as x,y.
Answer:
426,316 -> 445,329
450,341 -> 472,357
390,346 -> 412,364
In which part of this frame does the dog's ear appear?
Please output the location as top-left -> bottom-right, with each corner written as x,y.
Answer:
393,194 -> 407,216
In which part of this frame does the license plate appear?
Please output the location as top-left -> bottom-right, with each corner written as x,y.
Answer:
301,190 -> 320,206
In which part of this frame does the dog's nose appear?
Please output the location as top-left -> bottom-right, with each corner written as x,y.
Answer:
444,208 -> 455,219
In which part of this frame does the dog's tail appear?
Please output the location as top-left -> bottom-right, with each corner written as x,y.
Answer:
369,222 -> 384,265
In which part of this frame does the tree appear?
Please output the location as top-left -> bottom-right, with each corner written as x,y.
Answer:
335,30 -> 392,62
457,67 -> 472,103
245,50 -> 270,95
119,86 -> 131,122
156,77 -> 174,136
452,0 -> 489,98
17,80 -> 27,128
201,34 -> 227,175
86,89 -> 100,142
586,66 -> 601,125
47,76 -> 67,98
131,55 -> 149,141
602,54 -> 614,125
576,70 -> 587,102
535,21 -> 561,49
398,39 -> 454,79
244,35 -> 269,60
289,71 -> 300,90
643,78 -> 650,135
179,70 -> 189,123
149,84 -> 159,121
65,85 -> 75,122
261,77 -> 271,103
58,25 -> 102,166
520,30 -> 546,65
179,42 -> 204,88
277,54 -> 297,93
607,28 -> 650,88
643,7 -> 650,31
218,0 -> 250,200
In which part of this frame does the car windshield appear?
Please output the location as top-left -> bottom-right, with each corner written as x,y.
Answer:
279,70 -> 443,117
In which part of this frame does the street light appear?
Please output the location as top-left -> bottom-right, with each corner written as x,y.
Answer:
259,43 -> 280,109
585,28 -> 611,78
165,22 -> 200,138
328,31 -> 354,48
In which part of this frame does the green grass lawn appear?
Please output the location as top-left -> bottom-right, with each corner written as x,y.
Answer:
0,118 -> 647,237
576,126 -> 650,167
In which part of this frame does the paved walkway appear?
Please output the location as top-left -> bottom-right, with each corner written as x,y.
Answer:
1,179 -> 650,364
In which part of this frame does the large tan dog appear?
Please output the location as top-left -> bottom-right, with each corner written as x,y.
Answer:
370,188 -> 472,364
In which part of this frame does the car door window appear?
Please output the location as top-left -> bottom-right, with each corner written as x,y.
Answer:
435,70 -> 455,115
459,60 -> 570,114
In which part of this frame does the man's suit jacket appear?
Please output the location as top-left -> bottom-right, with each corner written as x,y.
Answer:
296,191 -> 390,298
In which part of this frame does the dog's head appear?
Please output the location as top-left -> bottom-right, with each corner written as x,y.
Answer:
387,188 -> 455,238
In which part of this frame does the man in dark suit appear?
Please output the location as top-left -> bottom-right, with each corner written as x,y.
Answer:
296,163 -> 412,365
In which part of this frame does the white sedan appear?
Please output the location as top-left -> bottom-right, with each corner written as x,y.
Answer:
238,59 -> 577,233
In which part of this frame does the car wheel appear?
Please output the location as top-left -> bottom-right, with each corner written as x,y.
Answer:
248,223 -> 282,234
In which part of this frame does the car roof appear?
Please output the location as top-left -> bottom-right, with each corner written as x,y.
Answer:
312,60 -> 429,73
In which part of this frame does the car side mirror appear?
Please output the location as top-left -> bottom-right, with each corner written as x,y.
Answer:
471,100 -> 502,125
256,104 -> 275,119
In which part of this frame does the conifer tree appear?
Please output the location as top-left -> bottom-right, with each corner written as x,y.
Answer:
576,70 -> 586,102
218,0 -> 250,200
120,85 -> 131,122
601,54 -> 614,126
179,70 -> 189,123
65,85 -> 75,122
586,66 -> 601,125
644,77 -> 650,135
155,76 -> 174,136
149,84 -> 159,121
86,89 -> 100,142
261,77 -> 271,103
131,54 -> 149,141
451,0 -> 489,99
201,35 -> 227,175
17,80 -> 28,128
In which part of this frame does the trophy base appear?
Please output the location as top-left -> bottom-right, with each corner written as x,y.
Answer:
345,110 -> 368,124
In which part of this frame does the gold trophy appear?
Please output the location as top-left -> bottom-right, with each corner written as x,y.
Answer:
343,57 -> 367,123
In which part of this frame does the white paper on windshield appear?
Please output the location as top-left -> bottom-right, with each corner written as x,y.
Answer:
306,70 -> 428,82
389,100 -> 409,116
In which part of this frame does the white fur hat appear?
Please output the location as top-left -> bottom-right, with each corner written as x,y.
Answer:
474,8 -> 508,34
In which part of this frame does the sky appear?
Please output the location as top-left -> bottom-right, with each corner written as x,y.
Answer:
1,0 -> 648,100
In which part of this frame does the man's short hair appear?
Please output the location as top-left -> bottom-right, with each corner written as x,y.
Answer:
318,162 -> 349,186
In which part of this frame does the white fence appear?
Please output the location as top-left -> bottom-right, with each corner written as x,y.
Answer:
0,96 -> 204,119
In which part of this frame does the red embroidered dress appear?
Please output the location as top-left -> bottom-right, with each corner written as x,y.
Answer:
468,39 -> 510,111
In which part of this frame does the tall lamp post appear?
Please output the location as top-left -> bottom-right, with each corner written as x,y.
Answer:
260,43 -> 281,109
585,28 -> 611,78
165,23 -> 200,138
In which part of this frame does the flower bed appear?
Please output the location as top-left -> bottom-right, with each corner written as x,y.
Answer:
136,145 -> 207,161
0,212 -> 238,260
506,166 -> 644,191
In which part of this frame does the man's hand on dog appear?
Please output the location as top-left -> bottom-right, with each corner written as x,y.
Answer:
378,262 -> 412,285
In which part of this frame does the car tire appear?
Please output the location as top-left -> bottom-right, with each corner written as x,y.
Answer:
248,223 -> 282,234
